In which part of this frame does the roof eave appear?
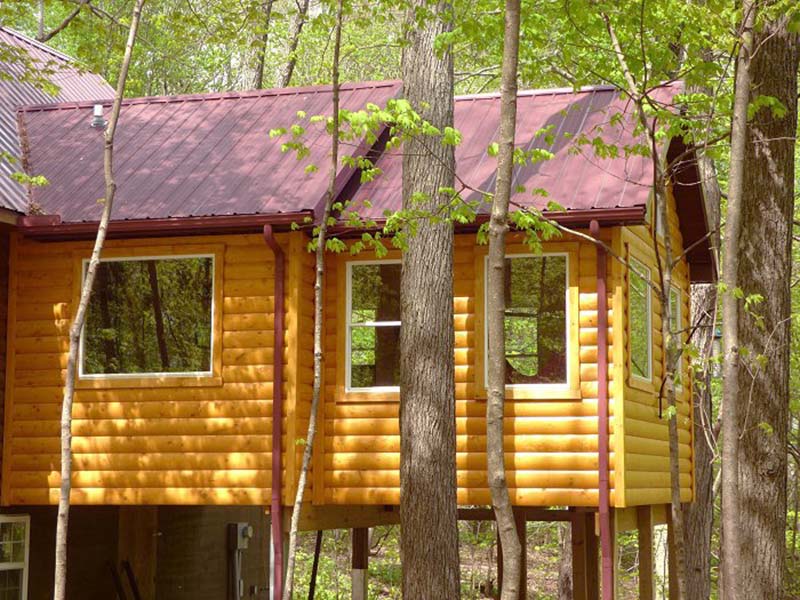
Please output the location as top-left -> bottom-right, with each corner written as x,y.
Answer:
17,212 -> 313,242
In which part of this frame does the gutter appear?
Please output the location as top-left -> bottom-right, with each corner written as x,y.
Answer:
262,225 -> 285,600
327,205 -> 647,238
17,212 -> 312,241
590,219 -> 613,599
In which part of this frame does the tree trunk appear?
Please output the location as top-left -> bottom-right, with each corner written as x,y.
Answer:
399,1 -> 460,597
281,0 -> 344,597
486,0 -> 522,597
253,0 -> 275,89
280,0 -> 311,88
735,15 -> 799,599
52,2 -> 146,599
720,2 -> 755,596
682,64 -> 722,598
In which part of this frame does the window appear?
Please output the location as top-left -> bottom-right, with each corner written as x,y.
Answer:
669,285 -> 683,390
347,261 -> 401,390
81,255 -> 214,377
629,258 -> 652,381
487,254 -> 568,386
0,515 -> 29,600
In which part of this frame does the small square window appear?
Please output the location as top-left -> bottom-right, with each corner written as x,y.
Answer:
81,255 -> 214,377
347,262 -> 401,390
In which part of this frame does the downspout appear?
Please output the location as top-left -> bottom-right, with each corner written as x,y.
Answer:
262,225 -> 284,600
590,219 -> 613,599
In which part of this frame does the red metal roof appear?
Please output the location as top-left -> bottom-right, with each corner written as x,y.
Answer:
0,27 -> 114,212
17,79 -> 714,281
352,85 -> 676,218
19,81 -> 402,223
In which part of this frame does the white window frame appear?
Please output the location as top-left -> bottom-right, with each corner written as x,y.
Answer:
345,259 -> 402,393
0,514 -> 30,600
78,254 -> 216,380
669,285 -> 683,392
629,257 -> 652,383
483,252 -> 571,393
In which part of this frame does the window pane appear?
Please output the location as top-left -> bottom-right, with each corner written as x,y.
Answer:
670,287 -> 682,387
0,568 -> 22,599
350,325 -> 400,388
83,257 -> 214,375
630,262 -> 651,379
350,264 -> 401,324
503,256 -> 567,384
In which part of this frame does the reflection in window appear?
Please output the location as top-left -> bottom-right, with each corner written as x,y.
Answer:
82,256 -> 214,376
500,255 -> 567,385
0,516 -> 28,600
669,285 -> 682,389
629,259 -> 652,380
348,262 -> 401,389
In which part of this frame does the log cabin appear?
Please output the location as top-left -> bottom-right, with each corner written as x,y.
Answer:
0,80 -> 714,599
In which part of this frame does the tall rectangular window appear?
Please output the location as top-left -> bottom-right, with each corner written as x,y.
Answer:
347,262 -> 401,390
669,285 -> 682,389
629,258 -> 652,381
490,254 -> 568,386
81,255 -> 214,377
0,515 -> 29,600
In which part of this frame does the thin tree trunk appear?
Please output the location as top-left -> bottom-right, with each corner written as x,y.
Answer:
486,0 -> 522,597
253,0 -> 275,89
146,260 -> 169,370
735,14 -> 799,599
281,0 -> 343,596
280,0 -> 311,88
720,2 -> 755,597
602,14 -> 688,597
682,65 -> 722,600
683,284 -> 715,600
558,523 -> 572,600
52,2 -> 145,599
399,0 -> 460,597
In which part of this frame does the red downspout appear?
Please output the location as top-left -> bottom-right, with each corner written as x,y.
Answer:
591,219 -> 613,599
263,225 -> 284,600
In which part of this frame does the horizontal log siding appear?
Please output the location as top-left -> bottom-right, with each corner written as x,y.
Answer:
620,187 -> 694,506
321,233 -> 619,507
1,232 -> 296,506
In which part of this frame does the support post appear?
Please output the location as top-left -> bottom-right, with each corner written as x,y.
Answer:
637,506 -> 654,600
352,528 -> 368,600
585,513 -> 599,600
571,513 -> 588,600
666,505 -> 678,600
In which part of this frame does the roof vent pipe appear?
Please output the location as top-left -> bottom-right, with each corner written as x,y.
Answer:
91,104 -> 107,129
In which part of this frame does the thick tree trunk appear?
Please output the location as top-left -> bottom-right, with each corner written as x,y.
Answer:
720,2 -> 755,596
735,15 -> 799,600
52,2 -> 145,599
281,0 -> 344,597
399,1 -> 460,597
486,0 -> 522,597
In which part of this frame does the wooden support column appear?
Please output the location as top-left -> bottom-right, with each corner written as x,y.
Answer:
637,506 -> 654,600
351,528 -> 369,600
571,512 -> 599,600
666,505 -> 679,600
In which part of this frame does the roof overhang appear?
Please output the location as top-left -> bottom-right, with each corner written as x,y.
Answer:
17,211 -> 313,242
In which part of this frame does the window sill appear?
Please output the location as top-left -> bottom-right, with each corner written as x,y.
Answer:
475,386 -> 582,401
628,376 -> 655,394
339,389 -> 400,403
76,374 -> 223,390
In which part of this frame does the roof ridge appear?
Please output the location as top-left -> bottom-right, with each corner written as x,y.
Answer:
17,79 -> 403,113
0,26 -> 75,64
